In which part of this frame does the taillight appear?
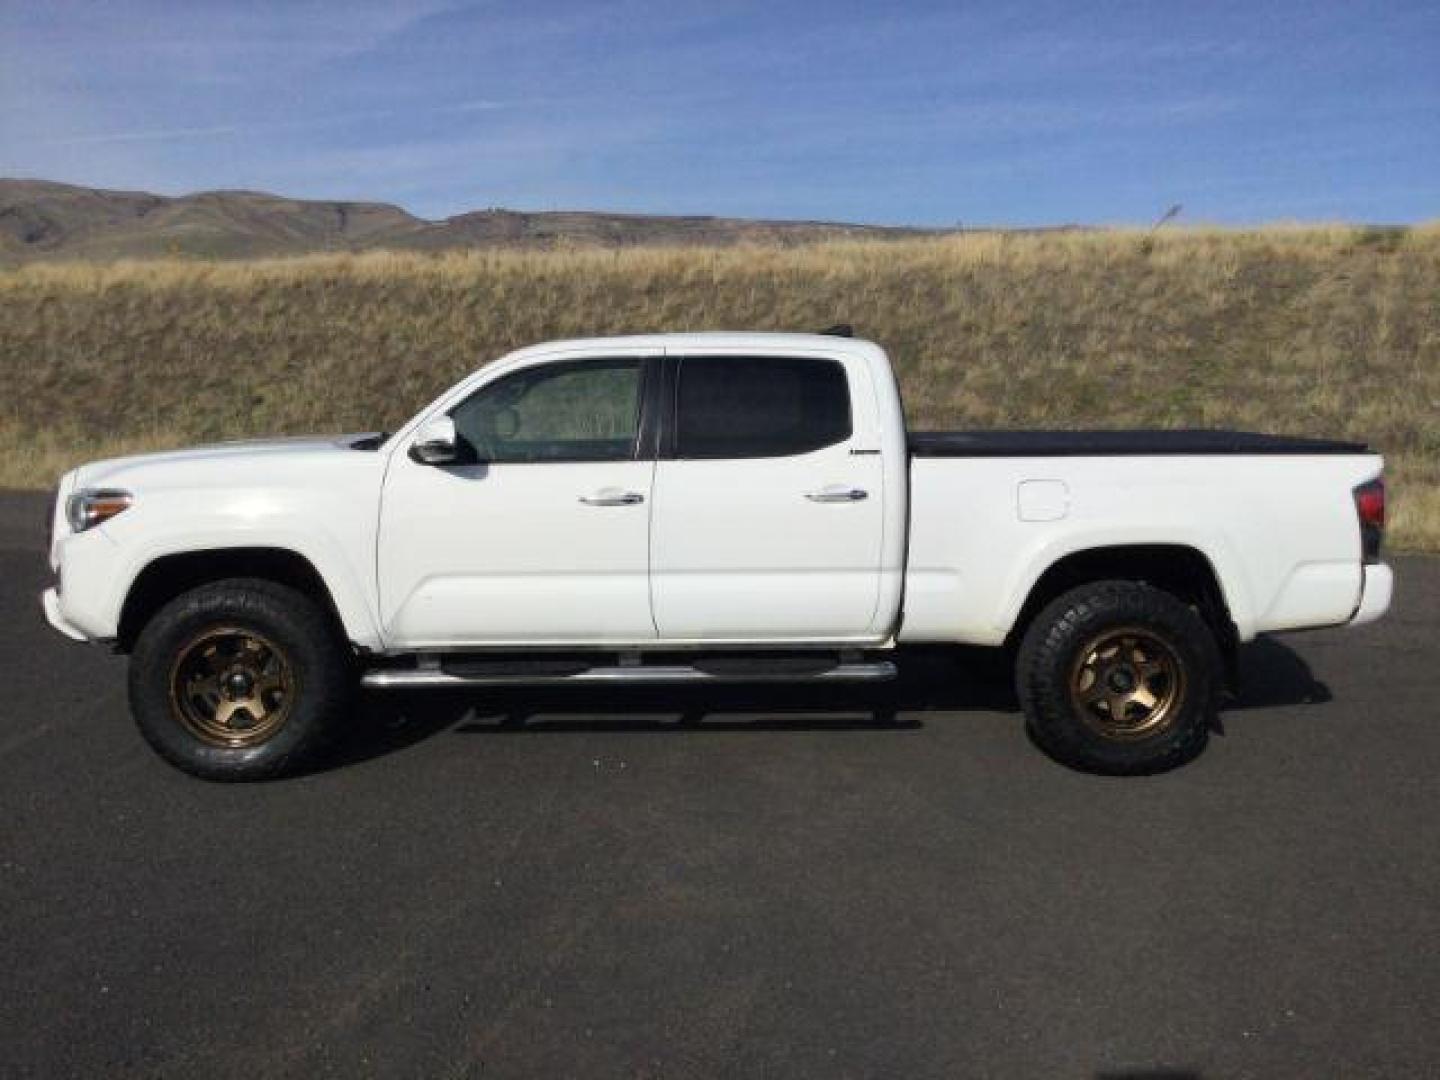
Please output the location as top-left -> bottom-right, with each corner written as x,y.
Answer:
1353,477 -> 1385,564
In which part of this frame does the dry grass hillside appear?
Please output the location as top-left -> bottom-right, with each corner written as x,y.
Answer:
1,225 -> 1436,548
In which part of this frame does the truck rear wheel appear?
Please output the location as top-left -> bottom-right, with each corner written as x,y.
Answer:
128,578 -> 353,781
1016,580 -> 1221,774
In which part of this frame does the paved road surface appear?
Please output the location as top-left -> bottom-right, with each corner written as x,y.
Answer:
2,492 -> 1436,1078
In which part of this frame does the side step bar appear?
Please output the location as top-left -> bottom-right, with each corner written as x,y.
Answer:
361,660 -> 897,690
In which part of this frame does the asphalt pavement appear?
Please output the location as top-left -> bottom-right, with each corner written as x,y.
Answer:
2,491 -> 1437,1078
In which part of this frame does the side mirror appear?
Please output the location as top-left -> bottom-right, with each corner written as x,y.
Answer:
409,416 -> 459,465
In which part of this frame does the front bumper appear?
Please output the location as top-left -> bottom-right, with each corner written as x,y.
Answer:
1350,563 -> 1394,626
42,588 -> 88,642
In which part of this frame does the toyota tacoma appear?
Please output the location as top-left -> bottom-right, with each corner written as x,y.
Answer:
43,332 -> 1392,779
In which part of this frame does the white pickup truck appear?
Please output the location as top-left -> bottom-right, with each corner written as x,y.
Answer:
44,331 -> 1392,780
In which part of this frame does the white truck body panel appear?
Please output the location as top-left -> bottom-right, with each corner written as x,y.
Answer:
902,454 -> 1379,646
50,437 -> 388,650
378,456 -> 659,646
43,333 -> 1389,654
649,444 -> 887,642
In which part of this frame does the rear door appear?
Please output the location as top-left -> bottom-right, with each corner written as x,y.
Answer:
648,352 -> 886,642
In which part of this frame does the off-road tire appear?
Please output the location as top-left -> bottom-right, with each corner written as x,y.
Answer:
128,578 -> 353,781
1016,580 -> 1221,774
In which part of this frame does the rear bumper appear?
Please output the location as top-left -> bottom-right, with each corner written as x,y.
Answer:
1350,563 -> 1393,626
42,588 -> 88,642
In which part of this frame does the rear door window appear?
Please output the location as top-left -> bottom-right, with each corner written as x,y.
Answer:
674,356 -> 851,459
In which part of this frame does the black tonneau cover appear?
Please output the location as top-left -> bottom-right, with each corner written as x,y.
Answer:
908,429 -> 1368,458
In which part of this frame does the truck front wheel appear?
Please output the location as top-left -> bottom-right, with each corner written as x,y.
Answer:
1016,580 -> 1221,774
128,578 -> 353,781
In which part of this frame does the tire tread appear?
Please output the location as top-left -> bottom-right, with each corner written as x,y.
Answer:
1016,579 -> 1220,774
128,578 -> 352,781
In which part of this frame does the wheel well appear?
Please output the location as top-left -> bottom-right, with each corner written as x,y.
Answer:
116,547 -> 344,652
1010,544 -> 1236,656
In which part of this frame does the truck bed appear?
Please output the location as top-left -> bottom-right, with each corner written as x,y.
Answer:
908,429 -> 1367,458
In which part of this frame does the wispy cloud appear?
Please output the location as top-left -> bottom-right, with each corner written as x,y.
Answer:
37,101 -> 509,147
44,124 -> 246,147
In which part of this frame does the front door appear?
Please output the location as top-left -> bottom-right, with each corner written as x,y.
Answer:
649,353 -> 886,642
378,354 -> 659,647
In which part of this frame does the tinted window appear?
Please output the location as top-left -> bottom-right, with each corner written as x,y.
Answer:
450,358 -> 643,463
675,356 -> 851,459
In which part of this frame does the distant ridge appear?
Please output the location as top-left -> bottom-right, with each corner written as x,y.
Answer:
0,178 -> 947,263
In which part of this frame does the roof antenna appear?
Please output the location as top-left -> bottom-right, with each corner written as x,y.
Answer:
820,324 -> 854,337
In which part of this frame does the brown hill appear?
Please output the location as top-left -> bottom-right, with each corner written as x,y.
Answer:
0,179 -> 936,262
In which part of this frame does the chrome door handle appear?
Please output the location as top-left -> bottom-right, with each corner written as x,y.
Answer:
580,488 -> 644,506
805,485 -> 869,503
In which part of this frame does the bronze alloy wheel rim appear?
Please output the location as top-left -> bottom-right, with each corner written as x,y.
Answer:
1069,626 -> 1186,741
169,627 -> 297,748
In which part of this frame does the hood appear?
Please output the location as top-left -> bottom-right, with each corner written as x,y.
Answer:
71,433 -> 382,490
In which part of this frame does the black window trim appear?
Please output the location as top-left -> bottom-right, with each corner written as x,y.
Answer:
659,352 -> 854,462
656,353 -> 680,461
444,355 -> 662,466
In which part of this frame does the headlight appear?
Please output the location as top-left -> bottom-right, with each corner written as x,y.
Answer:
66,488 -> 133,533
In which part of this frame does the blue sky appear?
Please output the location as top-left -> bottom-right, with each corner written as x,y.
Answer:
1,0 -> 1435,225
